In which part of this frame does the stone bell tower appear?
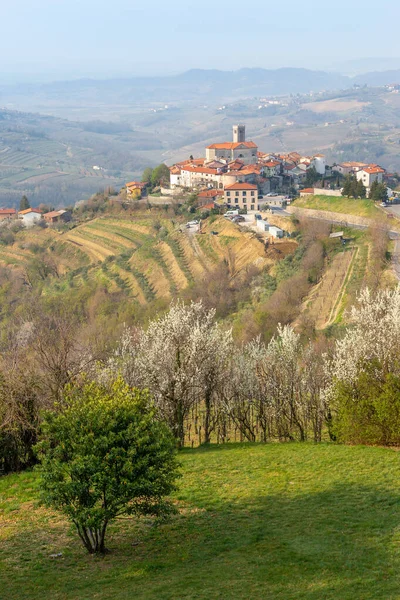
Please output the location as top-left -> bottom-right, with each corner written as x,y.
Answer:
233,124 -> 246,143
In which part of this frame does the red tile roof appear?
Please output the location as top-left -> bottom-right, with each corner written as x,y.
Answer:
198,189 -> 223,198
18,208 -> 42,215
126,181 -> 146,188
182,166 -> 218,175
207,141 -> 258,150
44,211 -> 63,219
0,208 -> 16,215
363,166 -> 385,174
224,182 -> 257,190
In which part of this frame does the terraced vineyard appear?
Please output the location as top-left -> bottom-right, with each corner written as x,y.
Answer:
0,214 -> 272,305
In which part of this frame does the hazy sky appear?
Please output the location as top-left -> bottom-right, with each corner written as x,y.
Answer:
2,0 -> 400,82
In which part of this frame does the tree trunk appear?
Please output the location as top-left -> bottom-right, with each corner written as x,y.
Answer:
204,390 -> 212,444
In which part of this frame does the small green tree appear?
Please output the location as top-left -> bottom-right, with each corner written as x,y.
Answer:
35,379 -> 179,554
141,167 -> 153,184
305,166 -> 319,187
151,164 -> 170,187
369,180 -> 379,200
19,195 -> 30,211
342,175 -> 354,197
356,179 -> 367,199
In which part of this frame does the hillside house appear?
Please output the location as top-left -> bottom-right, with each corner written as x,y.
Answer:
332,162 -> 368,176
197,189 -> 224,206
126,181 -> 146,198
0,208 -> 17,221
18,208 -> 42,227
43,209 -> 71,224
224,182 -> 259,211
356,165 -> 385,187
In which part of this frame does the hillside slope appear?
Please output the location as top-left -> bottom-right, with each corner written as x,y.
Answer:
0,214 -> 272,306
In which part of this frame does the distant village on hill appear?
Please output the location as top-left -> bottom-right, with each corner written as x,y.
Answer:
126,124 -> 392,213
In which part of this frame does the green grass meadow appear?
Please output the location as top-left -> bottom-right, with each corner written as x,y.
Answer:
1,443 -> 400,599
294,195 -> 381,218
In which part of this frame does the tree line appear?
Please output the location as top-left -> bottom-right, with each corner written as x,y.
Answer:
3,287 -> 400,473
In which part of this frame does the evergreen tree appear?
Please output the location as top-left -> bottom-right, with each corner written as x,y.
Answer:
342,175 -> 354,197
377,183 -> 389,203
356,179 -> 367,199
19,195 -> 30,211
305,166 -> 319,187
369,180 -> 379,200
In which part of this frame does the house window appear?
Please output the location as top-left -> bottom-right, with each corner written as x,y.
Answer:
251,191 -> 255,196
250,204 -> 254,210
242,191 -> 247,196
235,198 -> 239,204
235,191 -> 239,196
226,191 -> 231,197
243,197 -> 247,203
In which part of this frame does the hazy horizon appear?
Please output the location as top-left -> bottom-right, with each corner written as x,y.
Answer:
2,0 -> 400,84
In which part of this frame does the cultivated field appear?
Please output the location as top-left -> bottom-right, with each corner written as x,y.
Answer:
302,247 -> 356,329
0,214 -> 271,304
1,443 -> 400,600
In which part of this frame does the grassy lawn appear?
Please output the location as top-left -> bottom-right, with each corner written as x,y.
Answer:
294,195 -> 381,218
1,443 -> 400,599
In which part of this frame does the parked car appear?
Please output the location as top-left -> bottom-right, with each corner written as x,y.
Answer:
211,231 -> 219,236
380,202 -> 387,207
224,210 -> 239,218
186,220 -> 199,226
232,215 -> 245,222
266,192 -> 278,197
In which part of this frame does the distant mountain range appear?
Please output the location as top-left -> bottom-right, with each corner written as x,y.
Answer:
2,67 -> 400,109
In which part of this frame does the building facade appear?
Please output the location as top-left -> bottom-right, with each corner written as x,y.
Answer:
224,182 -> 259,211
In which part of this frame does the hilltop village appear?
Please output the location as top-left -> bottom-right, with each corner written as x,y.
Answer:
164,125 -> 388,209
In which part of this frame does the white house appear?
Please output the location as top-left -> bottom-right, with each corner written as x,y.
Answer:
356,165 -> 385,187
18,208 -> 42,227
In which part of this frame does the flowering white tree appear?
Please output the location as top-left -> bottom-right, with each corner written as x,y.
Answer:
327,286 -> 400,389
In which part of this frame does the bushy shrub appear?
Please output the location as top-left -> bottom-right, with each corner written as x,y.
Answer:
332,364 -> 400,446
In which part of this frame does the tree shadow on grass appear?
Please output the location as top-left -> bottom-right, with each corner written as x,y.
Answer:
2,482 -> 400,600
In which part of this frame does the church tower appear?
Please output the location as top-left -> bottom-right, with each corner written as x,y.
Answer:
233,124 -> 246,143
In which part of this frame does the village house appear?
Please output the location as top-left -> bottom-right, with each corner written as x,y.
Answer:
356,165 -> 385,187
43,209 -> 71,224
224,182 -> 259,211
332,162 -> 368,176
125,181 -> 147,199
197,189 -> 224,206
18,208 -> 42,227
0,208 -> 17,222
